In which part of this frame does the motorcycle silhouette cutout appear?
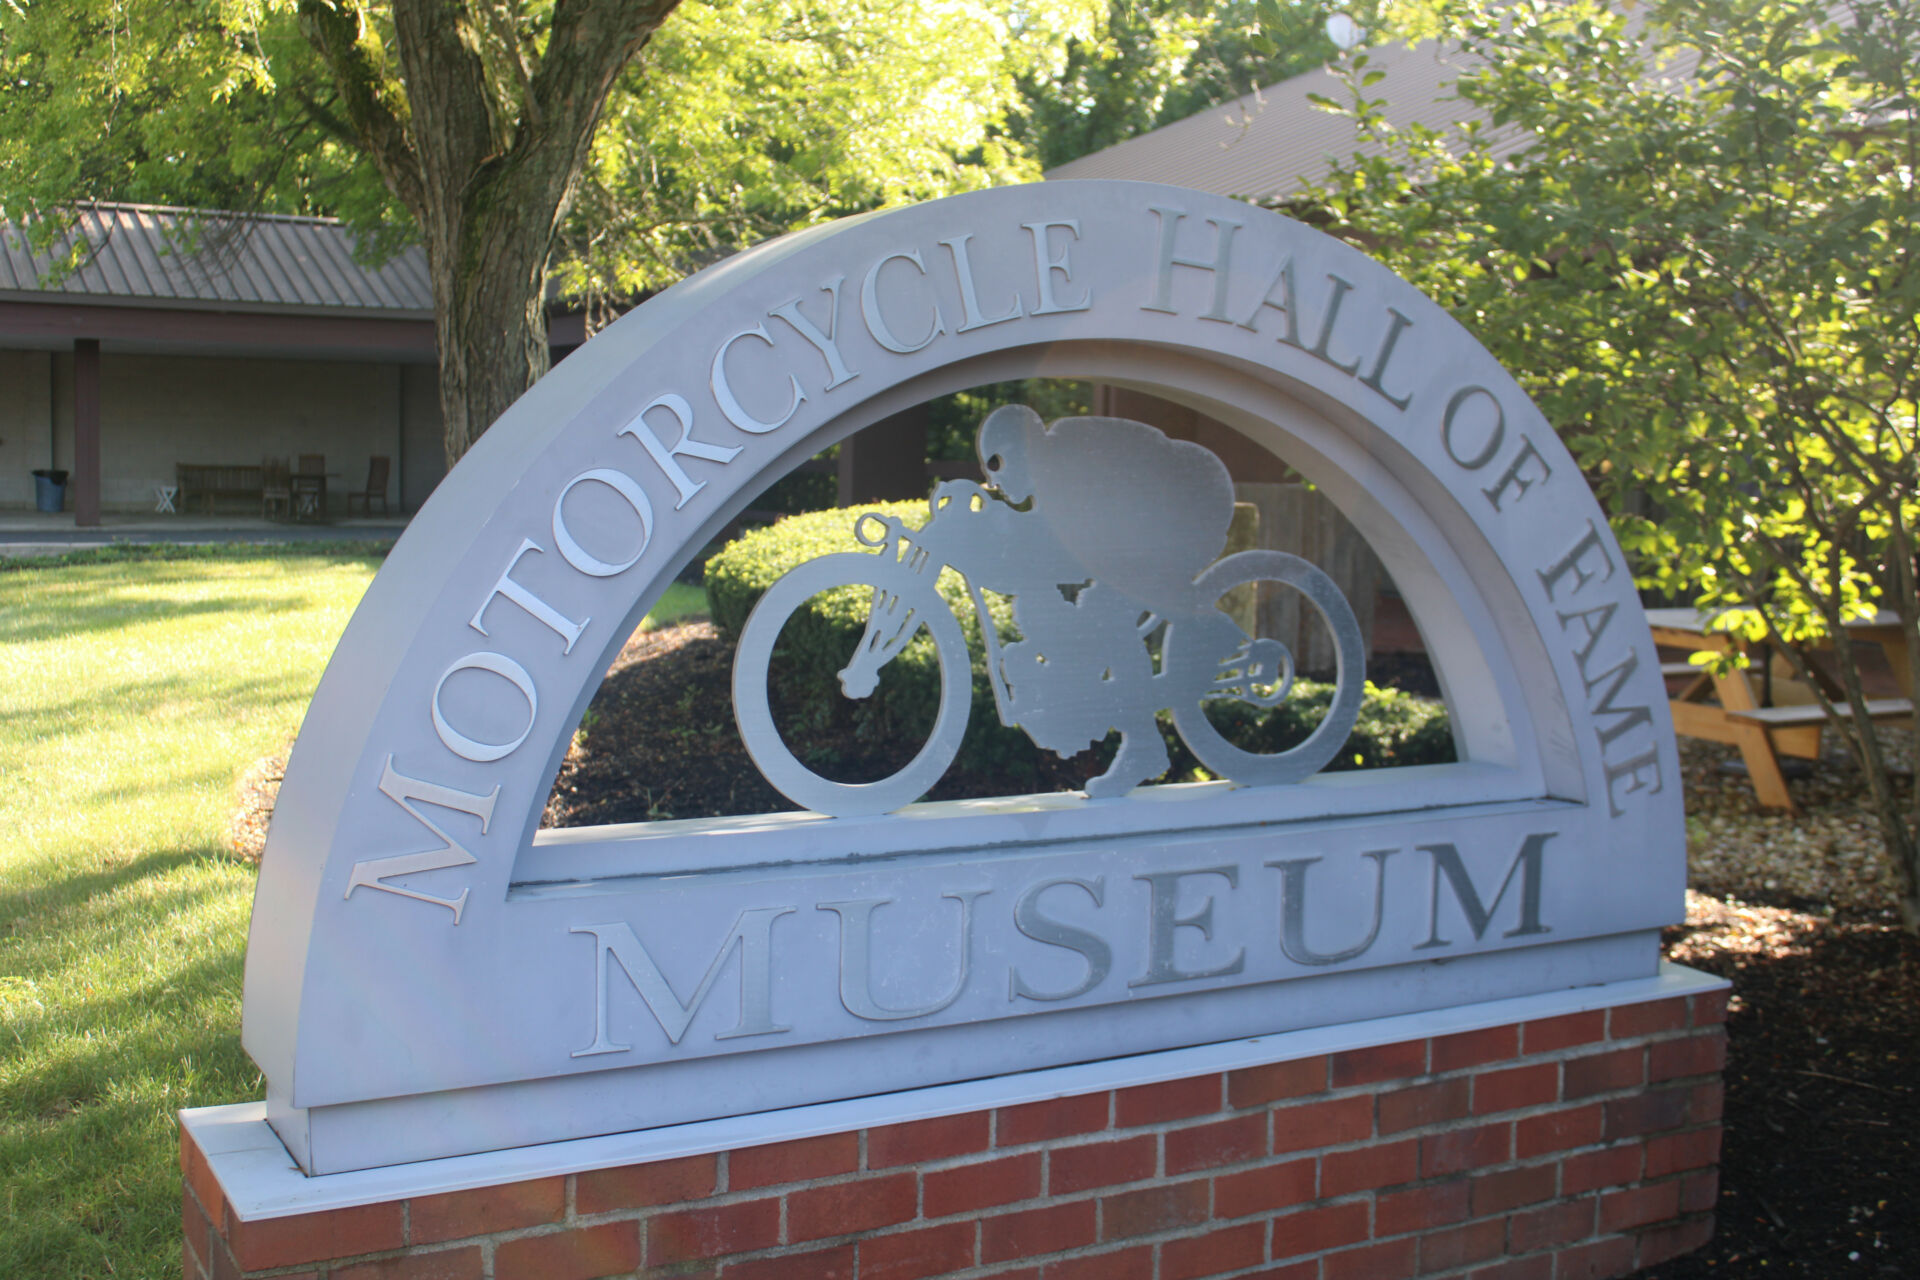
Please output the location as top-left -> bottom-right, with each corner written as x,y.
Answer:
732,407 -> 1366,817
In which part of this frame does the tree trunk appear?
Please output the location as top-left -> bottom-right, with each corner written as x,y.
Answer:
422,186 -> 559,467
298,0 -> 682,469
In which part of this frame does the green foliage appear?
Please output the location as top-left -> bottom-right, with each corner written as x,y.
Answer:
0,0 -> 1105,462
0,0 -> 1102,276
709,501 -> 934,641
550,0 -> 1105,308
1175,679 -> 1455,774
1012,0 -> 1407,170
707,502 -> 1453,787
707,501 -> 988,756
0,0 -> 403,245
1301,0 -> 1920,924
1309,0 -> 1920,645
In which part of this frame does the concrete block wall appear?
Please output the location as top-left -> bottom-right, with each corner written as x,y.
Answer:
181,989 -> 1726,1280
0,350 -> 57,508
85,354 -> 407,513
0,350 -> 446,514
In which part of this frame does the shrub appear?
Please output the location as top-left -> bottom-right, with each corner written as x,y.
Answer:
705,502 -> 1453,786
708,500 -> 938,642
708,501 -> 1014,764
1173,679 -> 1455,775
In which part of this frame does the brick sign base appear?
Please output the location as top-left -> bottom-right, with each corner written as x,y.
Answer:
182,973 -> 1727,1280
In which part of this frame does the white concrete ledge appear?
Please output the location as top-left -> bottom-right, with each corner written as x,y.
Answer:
185,962 -> 1726,1221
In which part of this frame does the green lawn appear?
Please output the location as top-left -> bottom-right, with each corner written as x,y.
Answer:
0,546 -> 383,1279
0,546 -> 705,1280
638,579 -> 709,631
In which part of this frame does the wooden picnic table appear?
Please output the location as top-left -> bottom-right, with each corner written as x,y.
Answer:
1647,607 -> 1915,813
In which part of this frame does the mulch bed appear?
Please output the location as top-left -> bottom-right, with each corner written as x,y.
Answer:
1650,891 -> 1917,1275
1640,739 -> 1919,1276
538,620 -> 1144,825
541,621 -> 794,825
233,620 -> 1920,1274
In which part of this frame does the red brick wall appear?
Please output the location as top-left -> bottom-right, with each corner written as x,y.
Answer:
183,990 -> 1726,1280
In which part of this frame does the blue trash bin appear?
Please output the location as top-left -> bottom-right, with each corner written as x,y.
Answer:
32,468 -> 67,513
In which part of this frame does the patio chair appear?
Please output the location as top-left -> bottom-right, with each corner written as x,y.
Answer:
261,457 -> 292,520
291,473 -> 327,522
346,455 -> 392,516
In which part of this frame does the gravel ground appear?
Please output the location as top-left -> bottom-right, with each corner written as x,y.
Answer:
1680,732 -> 1912,918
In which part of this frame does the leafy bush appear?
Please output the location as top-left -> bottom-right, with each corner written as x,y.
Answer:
708,500 -> 938,641
707,501 -> 991,757
706,502 -> 1453,785
1173,680 -> 1455,775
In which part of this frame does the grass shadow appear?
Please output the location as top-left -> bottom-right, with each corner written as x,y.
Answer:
0,541 -> 391,574
0,847 -> 236,937
15,669 -> 320,729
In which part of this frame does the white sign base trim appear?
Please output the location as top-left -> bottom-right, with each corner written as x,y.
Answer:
190,962 -> 1726,1214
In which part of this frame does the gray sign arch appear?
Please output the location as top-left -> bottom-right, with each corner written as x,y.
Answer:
243,181 -> 1682,1173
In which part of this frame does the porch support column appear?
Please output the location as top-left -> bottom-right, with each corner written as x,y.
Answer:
73,338 -> 101,527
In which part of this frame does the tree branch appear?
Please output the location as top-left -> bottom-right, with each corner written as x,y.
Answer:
518,0 -> 680,190
297,0 -> 425,216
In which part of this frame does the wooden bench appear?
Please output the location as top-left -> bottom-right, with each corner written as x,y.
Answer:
175,463 -> 263,514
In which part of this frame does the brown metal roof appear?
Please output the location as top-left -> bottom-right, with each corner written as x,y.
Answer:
1046,15 -> 1712,202
1044,40 -> 1521,201
0,203 -> 433,316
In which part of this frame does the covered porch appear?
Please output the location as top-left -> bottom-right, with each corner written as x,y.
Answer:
0,204 -> 451,524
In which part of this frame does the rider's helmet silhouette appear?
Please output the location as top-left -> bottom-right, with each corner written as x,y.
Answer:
959,405 -> 1240,796
977,405 -> 1235,609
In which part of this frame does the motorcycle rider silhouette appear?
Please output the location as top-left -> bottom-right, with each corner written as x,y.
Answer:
917,404 -> 1240,796
731,405 -> 1366,816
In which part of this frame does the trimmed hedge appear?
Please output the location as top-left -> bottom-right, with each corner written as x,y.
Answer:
709,501 -> 945,642
705,503 -> 1453,784
1177,679 -> 1455,774
708,501 -> 1005,758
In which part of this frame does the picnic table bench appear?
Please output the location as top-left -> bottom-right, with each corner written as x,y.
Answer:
175,463 -> 263,514
1649,607 -> 1915,813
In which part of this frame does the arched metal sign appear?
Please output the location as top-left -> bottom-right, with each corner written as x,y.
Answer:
243,181 -> 1683,1174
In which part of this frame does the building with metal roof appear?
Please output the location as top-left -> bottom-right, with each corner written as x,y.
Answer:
0,203 -> 435,315
1043,37 -> 1520,201
0,202 -> 458,522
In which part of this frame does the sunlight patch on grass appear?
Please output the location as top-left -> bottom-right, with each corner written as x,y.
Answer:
639,579 -> 709,631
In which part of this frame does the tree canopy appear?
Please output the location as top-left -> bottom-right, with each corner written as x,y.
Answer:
0,0 -> 1105,460
553,0 -> 1094,316
1,0 -> 1427,461
0,0 -> 399,239
1015,0 -> 1406,171
1305,0 -> 1920,928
